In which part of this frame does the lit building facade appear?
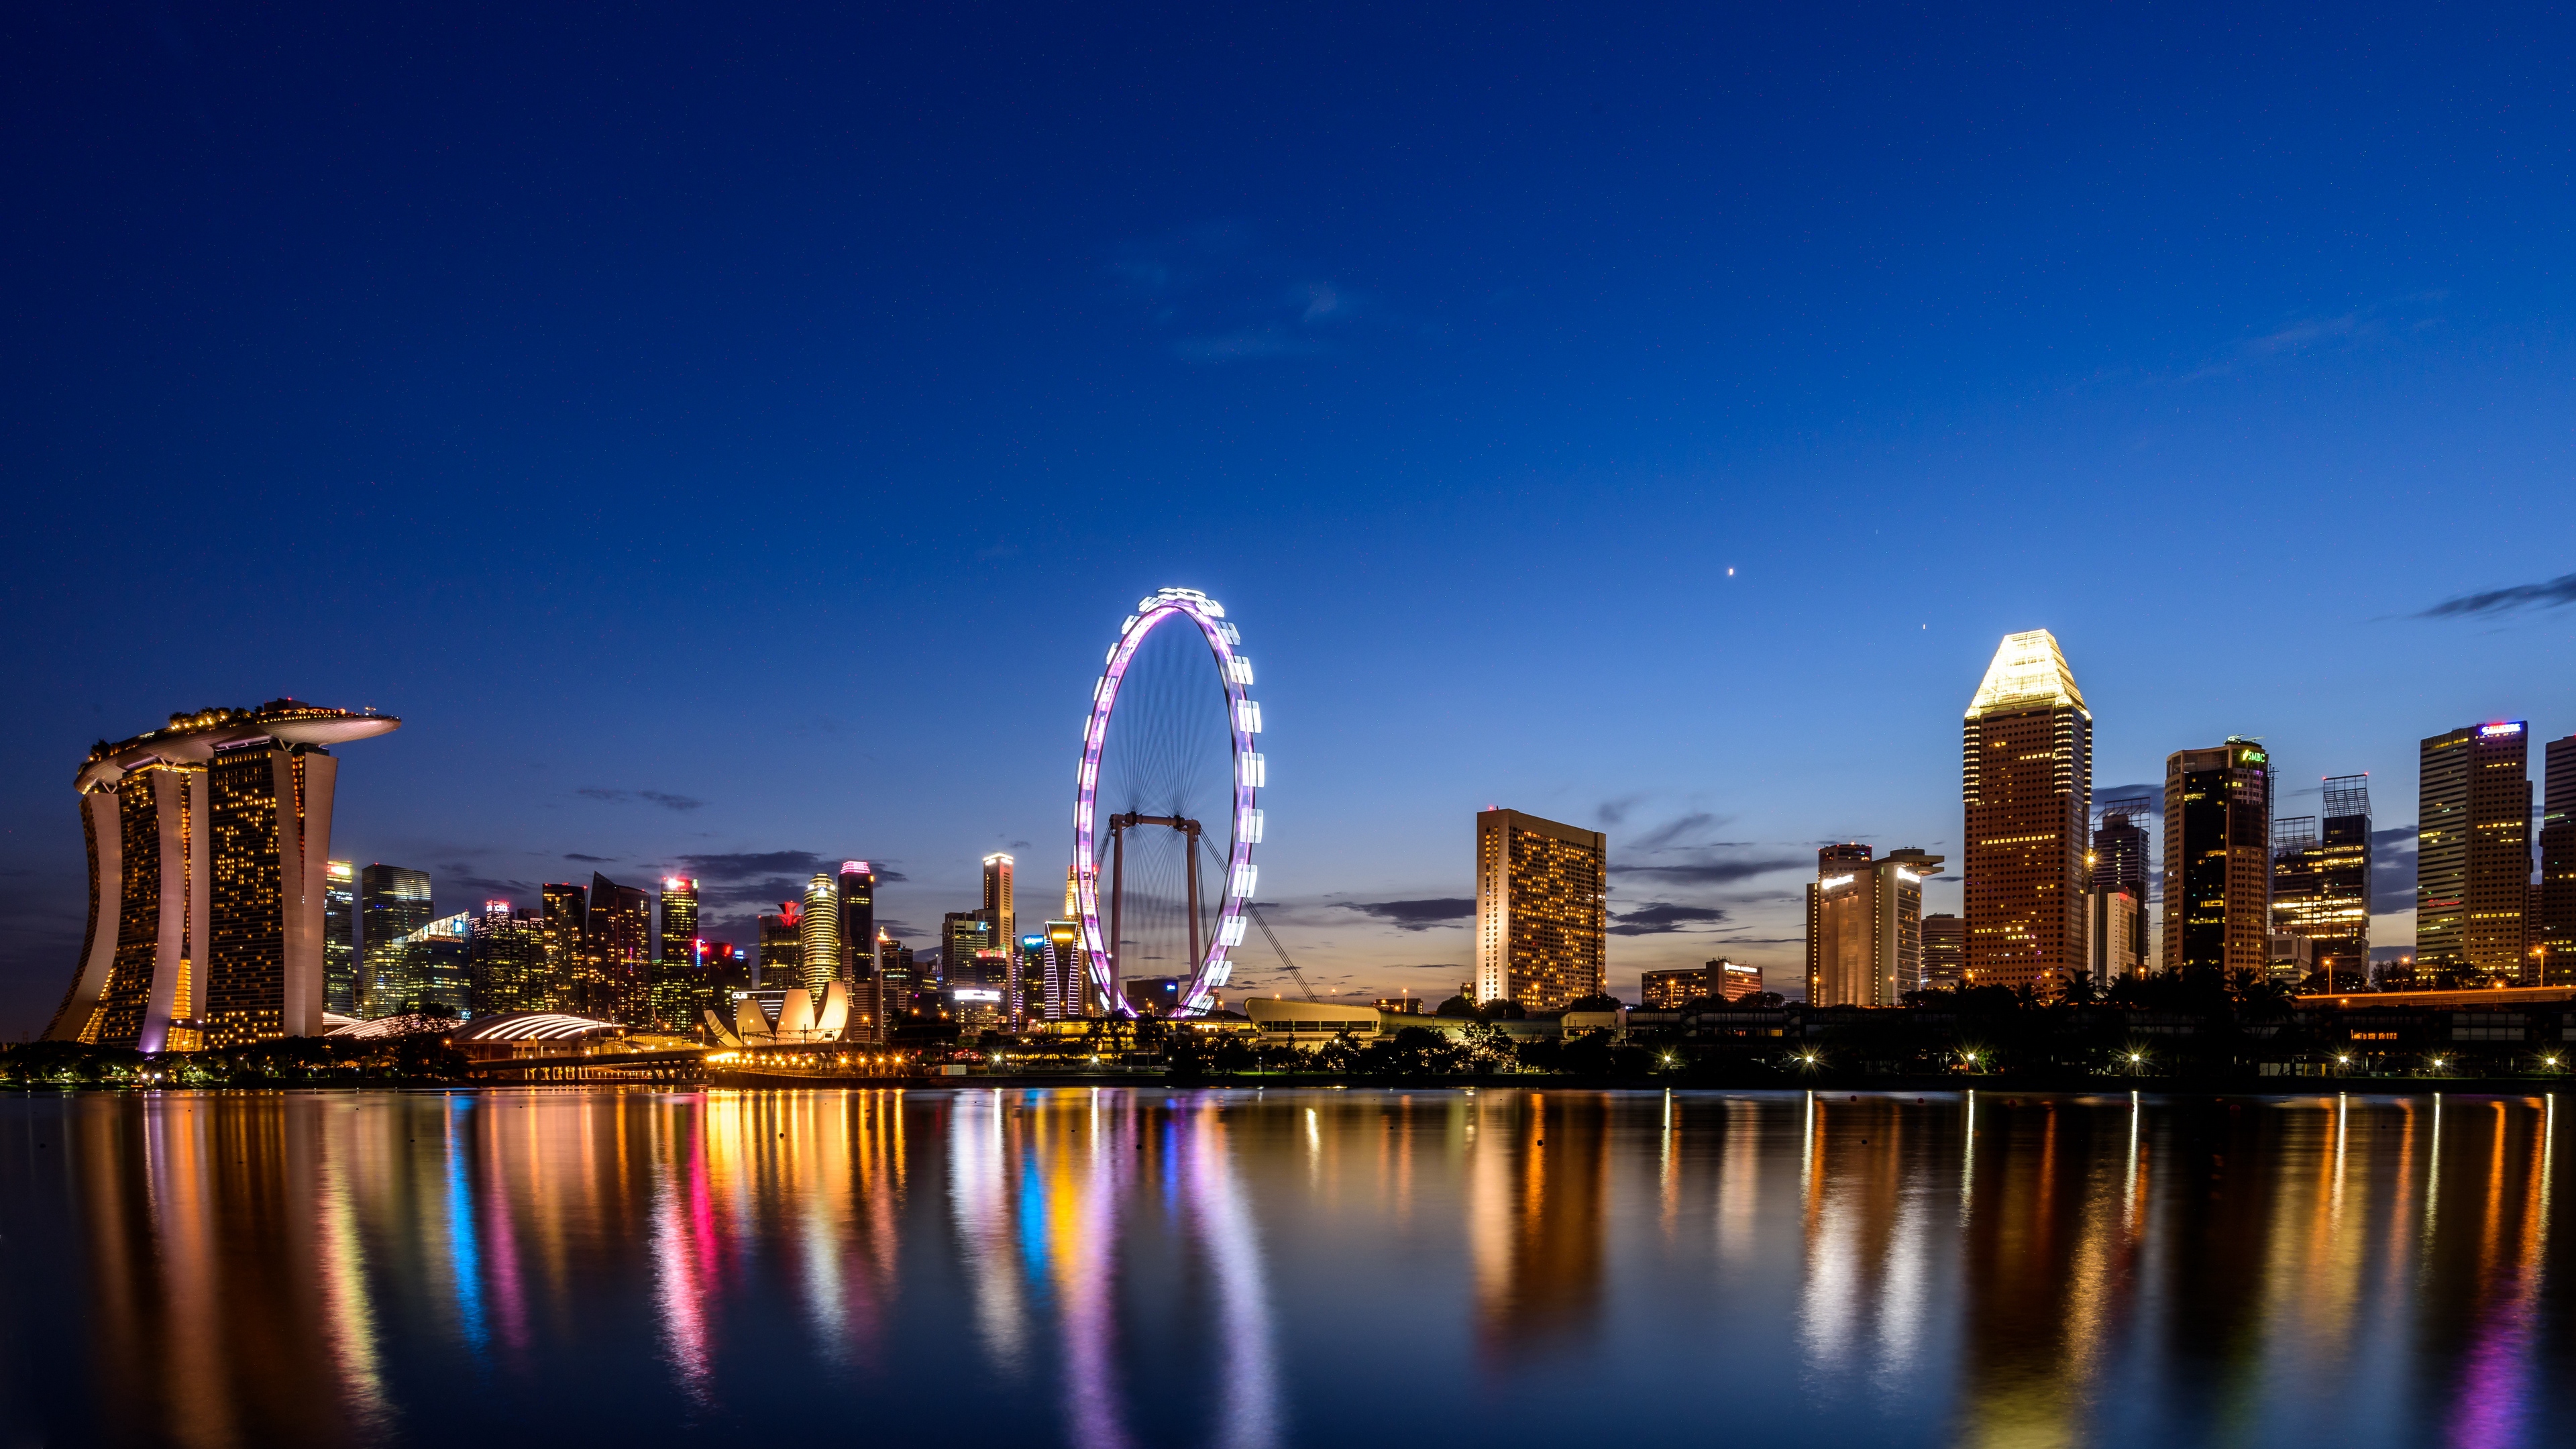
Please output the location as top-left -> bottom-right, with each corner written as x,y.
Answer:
2270,774 -> 2372,990
2418,722 -> 2532,979
758,905 -> 798,987
2085,887 -> 2145,982
837,862 -> 875,986
1805,845 -> 1942,1008
2540,737 -> 2576,984
983,854 -> 1015,965
324,861 -> 357,1016
2090,804 -> 2153,896
1919,915 -> 1966,990
585,873 -> 652,1021
2162,739 -> 2273,980
1474,808 -> 1607,1012
468,902 -> 549,1016
659,877 -> 698,968
877,934 -> 914,1016
1040,918 -> 1092,1019
800,873 -> 842,996
46,702 -> 399,1049
1640,967 -> 1708,1009
1715,958 -> 1764,1002
943,911 -> 1000,993
358,864 -> 433,1019
540,881 -> 588,1009
390,912 -> 472,1016
1962,631 -> 2092,994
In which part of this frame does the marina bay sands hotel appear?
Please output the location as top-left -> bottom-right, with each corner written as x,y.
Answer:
44,700 -> 400,1052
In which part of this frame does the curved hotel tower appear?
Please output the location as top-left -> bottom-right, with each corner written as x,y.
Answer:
46,701 -> 400,1050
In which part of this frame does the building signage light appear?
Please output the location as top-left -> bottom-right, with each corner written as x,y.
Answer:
1896,868 -> 1922,883
1819,874 -> 1856,890
2480,722 -> 2525,737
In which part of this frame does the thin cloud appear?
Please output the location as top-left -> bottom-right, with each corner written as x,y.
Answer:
2371,826 -> 2418,915
1595,794 -> 1647,826
1609,902 -> 1729,936
576,786 -> 706,812
1613,855 -> 1805,886
1631,812 -> 1725,853
2415,572 -> 2576,620
1338,898 -> 1474,931
678,851 -> 824,879
565,853 -> 614,863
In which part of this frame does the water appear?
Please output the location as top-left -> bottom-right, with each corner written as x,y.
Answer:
0,1087 -> 2565,1448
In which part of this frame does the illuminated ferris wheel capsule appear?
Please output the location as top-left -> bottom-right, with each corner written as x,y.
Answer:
1072,587 -> 1262,1018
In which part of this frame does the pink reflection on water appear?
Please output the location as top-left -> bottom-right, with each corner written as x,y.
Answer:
653,1102 -> 715,1406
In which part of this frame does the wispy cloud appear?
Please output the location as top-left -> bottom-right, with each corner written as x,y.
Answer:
575,787 -> 707,812
2414,571 -> 2576,621
2178,294 -> 2444,382
1609,902 -> 1729,936
1110,222 -> 1371,364
2371,826 -> 2418,915
1613,855 -> 1805,886
1337,898 -> 1474,931
565,853 -> 614,863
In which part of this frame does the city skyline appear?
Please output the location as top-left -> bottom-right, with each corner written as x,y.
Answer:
11,7 -> 2576,1034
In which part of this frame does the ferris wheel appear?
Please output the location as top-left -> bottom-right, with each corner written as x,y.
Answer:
1073,587 -> 1263,1018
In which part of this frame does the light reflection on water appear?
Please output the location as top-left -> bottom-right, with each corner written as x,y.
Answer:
1,1088 -> 2569,1447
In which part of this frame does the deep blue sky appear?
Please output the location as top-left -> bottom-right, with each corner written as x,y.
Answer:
6,2 -> 2576,1033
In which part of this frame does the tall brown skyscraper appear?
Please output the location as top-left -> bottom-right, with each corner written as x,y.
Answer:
46,702 -> 398,1050
2161,739 -> 2272,979
1962,631 -> 2092,994
2418,722 -> 2532,979
1473,808 -> 1607,1011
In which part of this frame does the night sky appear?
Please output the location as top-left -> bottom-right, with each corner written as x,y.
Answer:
6,2 -> 2576,1034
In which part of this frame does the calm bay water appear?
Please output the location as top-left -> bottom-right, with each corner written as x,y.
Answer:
0,1087 -> 2567,1448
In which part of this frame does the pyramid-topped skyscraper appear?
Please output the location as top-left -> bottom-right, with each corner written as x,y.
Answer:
1962,631 -> 2092,994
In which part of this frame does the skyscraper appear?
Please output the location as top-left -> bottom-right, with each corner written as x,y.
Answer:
943,910 -> 999,990
586,873 -> 652,1020
324,860 -> 357,1016
1805,845 -> 1943,1008
2271,775 -> 2372,990
2418,722 -> 2532,980
659,877 -> 698,969
47,702 -> 400,1048
983,854 -> 1016,962
539,881 -> 588,1010
1041,918 -> 1089,1019
1473,808 -> 1608,1012
358,865 -> 433,1018
390,912 -> 472,1015
2540,737 -> 2576,985
878,933 -> 914,1019
2090,803 -> 2153,896
800,873 -> 841,996
2085,887 -> 2145,983
2162,739 -> 2272,980
758,905 -> 799,987
838,862 -> 875,985
468,902 -> 548,1016
1962,631 -> 2092,994
1919,914 -> 1967,990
